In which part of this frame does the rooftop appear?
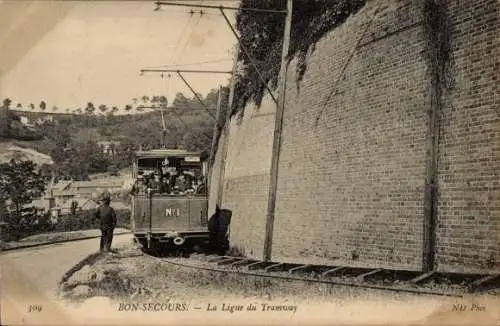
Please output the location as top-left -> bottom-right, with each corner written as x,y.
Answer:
52,181 -> 72,191
71,180 -> 124,188
135,149 -> 202,158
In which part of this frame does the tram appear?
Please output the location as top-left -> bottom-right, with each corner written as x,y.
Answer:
130,149 -> 210,252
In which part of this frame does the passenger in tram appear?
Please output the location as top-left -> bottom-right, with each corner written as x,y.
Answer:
194,178 -> 206,195
160,175 -> 171,194
183,171 -> 194,185
174,174 -> 188,194
148,173 -> 163,193
131,175 -> 148,195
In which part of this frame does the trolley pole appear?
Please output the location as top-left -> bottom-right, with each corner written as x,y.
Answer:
263,0 -> 293,262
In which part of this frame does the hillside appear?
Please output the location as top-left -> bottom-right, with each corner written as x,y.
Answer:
0,142 -> 53,165
2,88 -> 229,181
0,99 -> 53,166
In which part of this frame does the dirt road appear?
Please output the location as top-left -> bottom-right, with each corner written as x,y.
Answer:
0,233 -> 132,325
2,236 -> 498,326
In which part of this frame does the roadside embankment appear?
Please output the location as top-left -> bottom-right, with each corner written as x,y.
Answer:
0,228 -> 130,251
56,243 -> 500,326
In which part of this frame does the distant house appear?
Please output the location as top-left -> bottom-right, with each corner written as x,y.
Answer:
21,197 -> 58,223
52,180 -> 73,192
35,115 -> 53,125
97,140 -> 121,155
25,198 -> 53,213
70,180 -> 124,198
19,115 -> 30,125
18,115 -> 37,131
51,196 -> 98,217
47,181 -> 74,206
52,190 -> 75,207
110,200 -> 129,211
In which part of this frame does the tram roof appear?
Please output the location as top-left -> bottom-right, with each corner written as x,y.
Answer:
135,149 -> 202,159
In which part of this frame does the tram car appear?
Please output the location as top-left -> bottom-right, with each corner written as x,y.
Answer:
130,149 -> 212,252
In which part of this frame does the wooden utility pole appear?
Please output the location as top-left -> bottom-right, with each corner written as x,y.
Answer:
216,46 -> 240,208
159,106 -> 167,148
208,85 -> 223,191
263,0 -> 293,262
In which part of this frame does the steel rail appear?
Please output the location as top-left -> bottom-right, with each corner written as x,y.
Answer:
153,256 -> 466,298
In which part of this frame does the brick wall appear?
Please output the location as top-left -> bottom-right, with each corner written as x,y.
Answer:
210,0 -> 500,273
212,96 -> 276,259
271,0 -> 430,271
435,0 -> 500,274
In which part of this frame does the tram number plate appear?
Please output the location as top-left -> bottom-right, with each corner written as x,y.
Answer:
165,208 -> 181,217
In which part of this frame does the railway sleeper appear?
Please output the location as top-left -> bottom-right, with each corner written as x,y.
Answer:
155,256 -> 472,297
246,261 -> 273,271
158,252 -> 499,295
217,257 -> 243,266
228,259 -> 256,268
356,268 -> 384,282
410,271 -> 436,284
468,274 -> 500,293
288,264 -> 312,275
321,266 -> 345,277
208,256 -> 228,263
264,263 -> 299,273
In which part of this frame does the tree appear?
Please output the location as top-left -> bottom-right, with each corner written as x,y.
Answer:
85,102 -> 95,115
52,105 -> 58,112
173,92 -> 187,107
16,103 -> 22,109
159,96 -> 168,107
29,103 -> 35,110
98,104 -> 108,114
0,159 -> 46,230
233,0 -> 366,113
124,104 -> 132,113
39,101 -> 46,111
3,98 -> 12,109
1,98 -> 12,137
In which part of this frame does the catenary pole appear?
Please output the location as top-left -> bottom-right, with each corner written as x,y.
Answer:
263,0 -> 293,262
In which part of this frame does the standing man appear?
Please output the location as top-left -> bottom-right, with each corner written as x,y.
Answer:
95,193 -> 117,252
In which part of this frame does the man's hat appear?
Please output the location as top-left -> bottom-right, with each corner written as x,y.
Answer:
100,192 -> 111,201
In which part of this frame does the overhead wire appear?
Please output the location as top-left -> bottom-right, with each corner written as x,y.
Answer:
171,0 -> 205,65
169,0 -> 213,138
143,58 -> 233,70
171,13 -> 203,66
146,6 -> 195,146
145,0 -> 214,150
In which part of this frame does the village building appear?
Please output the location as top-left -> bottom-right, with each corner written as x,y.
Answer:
24,179 -> 127,220
97,140 -> 121,155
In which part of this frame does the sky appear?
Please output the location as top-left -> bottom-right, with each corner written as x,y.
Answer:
0,0 -> 238,113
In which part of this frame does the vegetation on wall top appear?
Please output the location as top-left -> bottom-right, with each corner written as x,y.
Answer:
232,0 -> 367,116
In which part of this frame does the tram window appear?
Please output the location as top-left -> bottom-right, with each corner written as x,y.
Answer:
134,156 -> 206,197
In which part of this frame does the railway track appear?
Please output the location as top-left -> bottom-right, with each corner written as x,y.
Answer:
147,252 -> 500,298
